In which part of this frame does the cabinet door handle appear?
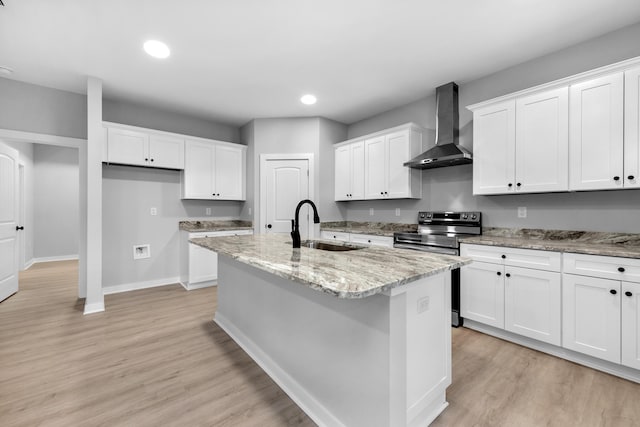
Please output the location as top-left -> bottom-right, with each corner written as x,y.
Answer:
618,267 -> 626,273
266,224 -> 272,229
501,254 -> 506,259
610,289 -> 617,295
625,291 -> 633,297
145,158 -> 149,161
516,183 -> 521,187
150,158 -> 154,162
380,191 -> 384,195
496,272 -> 501,276
613,176 -> 620,181
367,239 -> 371,243
505,273 -> 511,278
629,175 -> 636,180
384,191 -> 388,195
508,183 -> 513,188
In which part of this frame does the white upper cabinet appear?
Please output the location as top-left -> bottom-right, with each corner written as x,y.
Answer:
105,125 -> 185,170
335,141 -> 365,201
515,87 -> 569,193
569,73 -> 624,191
182,139 -> 246,200
624,65 -> 640,189
335,123 -> 423,201
471,87 -> 568,195
472,100 -> 516,195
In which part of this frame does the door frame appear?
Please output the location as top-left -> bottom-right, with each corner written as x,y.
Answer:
258,153 -> 315,236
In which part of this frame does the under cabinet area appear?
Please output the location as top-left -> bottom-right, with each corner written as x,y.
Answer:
181,139 -> 246,200
104,123 -> 185,169
334,123 -> 423,201
460,244 -> 562,346
180,229 -> 253,290
562,253 -> 640,369
319,230 -> 393,248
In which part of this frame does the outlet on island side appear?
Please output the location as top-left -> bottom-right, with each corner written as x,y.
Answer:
369,208 -> 374,216
518,207 -> 527,218
395,208 -> 401,217
206,208 -> 212,216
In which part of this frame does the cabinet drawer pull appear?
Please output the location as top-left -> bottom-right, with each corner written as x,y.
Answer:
367,240 -> 371,243
501,254 -> 506,259
626,291 -> 633,297
618,267 -> 626,273
610,289 -> 617,295
497,272 -> 501,276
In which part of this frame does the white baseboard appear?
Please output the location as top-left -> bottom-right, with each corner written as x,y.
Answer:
464,319 -> 640,384
23,259 -> 35,270
83,301 -> 105,315
33,254 -> 79,264
180,280 -> 217,291
103,276 -> 181,295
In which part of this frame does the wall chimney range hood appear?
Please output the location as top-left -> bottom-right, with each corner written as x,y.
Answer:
404,82 -> 472,169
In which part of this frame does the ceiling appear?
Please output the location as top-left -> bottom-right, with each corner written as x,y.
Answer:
2,1 -> 640,127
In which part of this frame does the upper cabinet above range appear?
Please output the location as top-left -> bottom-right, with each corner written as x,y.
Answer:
468,57 -> 640,195
334,123 -> 424,201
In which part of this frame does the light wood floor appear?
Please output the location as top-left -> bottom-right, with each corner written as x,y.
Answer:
1,261 -> 639,427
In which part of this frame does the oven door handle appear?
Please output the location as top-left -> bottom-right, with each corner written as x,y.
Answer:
393,243 -> 459,256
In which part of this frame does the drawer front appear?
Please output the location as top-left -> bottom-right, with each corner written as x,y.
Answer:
349,233 -> 393,248
189,229 -> 253,238
320,230 -> 350,242
563,253 -> 640,282
461,244 -> 561,271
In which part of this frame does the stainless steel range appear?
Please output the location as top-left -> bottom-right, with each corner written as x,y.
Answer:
394,211 -> 482,327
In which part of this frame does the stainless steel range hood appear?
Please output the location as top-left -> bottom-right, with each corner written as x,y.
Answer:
404,82 -> 472,169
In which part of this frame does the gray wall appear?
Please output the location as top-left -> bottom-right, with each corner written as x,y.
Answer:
102,165 -> 241,288
0,78 -> 87,139
103,99 -> 240,143
33,144 -> 80,259
343,21 -> 640,233
319,118 -> 348,221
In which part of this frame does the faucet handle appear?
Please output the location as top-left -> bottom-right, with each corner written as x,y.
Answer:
291,219 -> 295,231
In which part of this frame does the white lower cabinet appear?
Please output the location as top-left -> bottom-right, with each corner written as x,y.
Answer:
460,244 -> 562,345
181,229 -> 253,290
562,253 -> 640,369
319,230 -> 393,248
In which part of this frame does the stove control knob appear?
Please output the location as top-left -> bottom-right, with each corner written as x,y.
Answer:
426,213 -> 432,218
471,214 -> 477,220
419,213 -> 425,218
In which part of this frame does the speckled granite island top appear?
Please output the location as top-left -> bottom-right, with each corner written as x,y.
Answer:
461,227 -> 640,259
191,233 -> 470,298
320,221 -> 417,237
179,220 -> 252,232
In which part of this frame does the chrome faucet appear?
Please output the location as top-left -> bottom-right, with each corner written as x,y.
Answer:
291,199 -> 320,248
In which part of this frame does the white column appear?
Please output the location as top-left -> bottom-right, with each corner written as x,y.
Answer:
83,76 -> 104,314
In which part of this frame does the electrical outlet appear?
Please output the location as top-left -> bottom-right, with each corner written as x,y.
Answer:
369,208 -> 374,216
417,296 -> 430,313
205,208 -> 212,216
150,207 -> 157,216
248,207 -> 252,215
518,207 -> 527,218
395,208 -> 401,217
133,244 -> 151,260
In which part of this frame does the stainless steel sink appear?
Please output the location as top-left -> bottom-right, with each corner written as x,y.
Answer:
297,240 -> 365,251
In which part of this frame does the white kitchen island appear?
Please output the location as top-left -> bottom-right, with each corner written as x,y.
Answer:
191,234 -> 470,427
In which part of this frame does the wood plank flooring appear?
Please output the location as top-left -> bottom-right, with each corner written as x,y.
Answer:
1,261 -> 639,426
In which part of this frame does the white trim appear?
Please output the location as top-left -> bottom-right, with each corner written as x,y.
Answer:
215,312 -> 345,427
334,122 -> 425,147
23,259 -> 35,271
102,276 -> 181,295
467,55 -> 640,111
33,255 -> 79,264
258,153 -> 315,236
180,280 -> 217,291
464,319 -> 640,384
103,121 -> 241,148
0,128 -> 85,148
83,301 -> 105,315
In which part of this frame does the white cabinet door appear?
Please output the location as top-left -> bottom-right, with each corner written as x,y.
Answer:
364,135 -> 386,199
622,281 -> 640,370
472,100 -> 516,195
183,140 -> 215,199
386,130 -> 412,198
624,66 -> 640,189
107,127 -> 148,166
569,73 -> 624,191
351,141 -> 365,199
515,87 -> 568,193
461,261 -> 505,328
334,144 -> 351,201
148,134 -> 184,169
562,273 -> 621,363
215,144 -> 245,200
189,243 -> 218,284
505,267 -> 561,345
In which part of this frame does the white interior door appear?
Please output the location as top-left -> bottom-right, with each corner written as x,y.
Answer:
262,158 -> 310,238
0,141 -> 19,302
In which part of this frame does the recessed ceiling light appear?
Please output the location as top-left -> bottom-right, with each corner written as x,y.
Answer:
300,94 -> 317,105
143,40 -> 170,59
0,65 -> 14,75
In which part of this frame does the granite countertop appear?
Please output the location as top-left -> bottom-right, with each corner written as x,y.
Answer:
179,220 -> 253,232
461,227 -> 640,259
320,221 -> 417,237
190,233 -> 470,299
